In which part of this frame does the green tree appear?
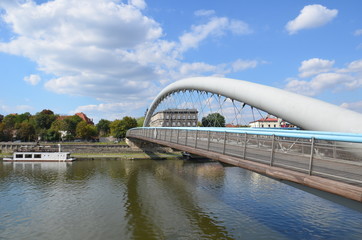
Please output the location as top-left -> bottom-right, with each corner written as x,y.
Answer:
136,116 -> 145,127
110,120 -> 123,139
201,113 -> 225,127
0,122 -> 12,141
76,121 -> 98,140
64,115 -> 83,137
96,119 -> 111,137
110,116 -> 137,139
46,129 -> 61,142
34,109 -> 57,130
2,114 -> 17,130
17,122 -> 36,142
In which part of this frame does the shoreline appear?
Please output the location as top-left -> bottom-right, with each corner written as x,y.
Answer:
0,151 -> 185,161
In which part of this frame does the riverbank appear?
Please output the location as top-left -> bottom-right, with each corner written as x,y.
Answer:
0,150 -> 184,161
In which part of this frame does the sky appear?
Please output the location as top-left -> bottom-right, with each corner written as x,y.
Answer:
0,0 -> 361,123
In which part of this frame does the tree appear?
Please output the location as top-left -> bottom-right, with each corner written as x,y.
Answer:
110,116 -> 137,139
96,119 -> 111,137
76,121 -> 98,140
46,129 -> 61,142
0,122 -> 12,141
34,109 -> 57,130
201,113 -> 225,127
64,115 -> 83,137
110,120 -> 123,139
17,122 -> 36,142
136,116 -> 145,127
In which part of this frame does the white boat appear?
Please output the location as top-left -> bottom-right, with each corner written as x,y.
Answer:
3,144 -> 76,162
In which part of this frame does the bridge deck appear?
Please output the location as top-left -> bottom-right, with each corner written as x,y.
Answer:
127,127 -> 362,202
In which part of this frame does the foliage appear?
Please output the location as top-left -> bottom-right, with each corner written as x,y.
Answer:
0,110 -> 141,142
34,109 -> 57,131
96,119 -> 111,137
64,115 -> 83,136
110,116 -> 137,139
45,129 -> 61,142
136,116 -> 145,127
17,122 -> 36,142
201,113 -> 226,127
0,123 -> 12,141
76,121 -> 98,140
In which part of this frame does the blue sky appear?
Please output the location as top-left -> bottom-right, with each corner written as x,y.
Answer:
0,0 -> 361,123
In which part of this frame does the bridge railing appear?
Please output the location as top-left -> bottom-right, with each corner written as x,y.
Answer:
127,128 -> 362,186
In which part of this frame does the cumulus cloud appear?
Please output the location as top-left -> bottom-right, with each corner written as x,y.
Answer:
285,58 -> 362,96
0,0 -> 256,119
179,17 -> 251,52
286,4 -> 338,34
24,74 -> 41,85
298,58 -> 335,78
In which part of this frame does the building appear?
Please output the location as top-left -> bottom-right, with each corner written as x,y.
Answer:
75,112 -> 94,125
249,116 -> 296,128
58,112 -> 94,125
150,109 -> 198,127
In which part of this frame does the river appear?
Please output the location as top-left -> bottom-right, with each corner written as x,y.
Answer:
0,159 -> 361,239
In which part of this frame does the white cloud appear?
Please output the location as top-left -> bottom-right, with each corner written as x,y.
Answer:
285,59 -> 362,96
0,103 -> 34,114
24,74 -> 41,85
286,4 -> 338,34
298,58 -> 335,78
128,0 -> 146,10
0,0 -> 256,119
194,9 -> 215,17
340,101 -> 362,113
354,29 -> 362,36
71,101 -> 147,122
179,17 -> 251,52
232,59 -> 258,71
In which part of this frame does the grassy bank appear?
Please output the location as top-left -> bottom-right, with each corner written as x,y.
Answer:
73,151 -> 183,160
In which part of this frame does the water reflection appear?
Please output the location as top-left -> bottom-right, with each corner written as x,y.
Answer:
0,159 -> 361,240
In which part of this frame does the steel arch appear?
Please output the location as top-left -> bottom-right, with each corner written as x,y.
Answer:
144,77 -> 362,133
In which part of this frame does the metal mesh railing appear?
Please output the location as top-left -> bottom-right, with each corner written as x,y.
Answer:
127,128 -> 362,186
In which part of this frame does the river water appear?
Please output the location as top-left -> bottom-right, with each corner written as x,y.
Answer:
0,159 -> 361,240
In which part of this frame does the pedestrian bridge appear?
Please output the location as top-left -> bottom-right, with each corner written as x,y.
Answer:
127,77 -> 362,201
127,127 -> 362,202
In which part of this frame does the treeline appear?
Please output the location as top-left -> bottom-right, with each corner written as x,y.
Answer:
0,110 -> 141,142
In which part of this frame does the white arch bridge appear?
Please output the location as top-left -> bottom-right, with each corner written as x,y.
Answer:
127,77 -> 362,202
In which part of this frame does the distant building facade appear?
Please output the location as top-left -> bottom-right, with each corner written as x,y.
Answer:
150,109 -> 198,127
249,117 -> 296,128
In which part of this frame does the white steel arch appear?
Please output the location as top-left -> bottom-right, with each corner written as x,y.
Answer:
144,77 -> 362,133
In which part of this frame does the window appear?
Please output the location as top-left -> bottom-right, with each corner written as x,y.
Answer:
34,154 -> 41,158
25,154 -> 32,158
15,154 -> 23,158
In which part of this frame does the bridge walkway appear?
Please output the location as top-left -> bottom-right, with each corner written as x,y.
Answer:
127,127 -> 362,202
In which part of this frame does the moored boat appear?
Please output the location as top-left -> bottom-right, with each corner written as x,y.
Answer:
3,144 -> 76,162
